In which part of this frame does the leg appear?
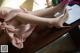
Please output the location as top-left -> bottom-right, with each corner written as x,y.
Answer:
26,0 -> 68,17
5,8 -> 69,28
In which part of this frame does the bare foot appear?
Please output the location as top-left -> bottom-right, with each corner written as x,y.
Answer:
52,0 -> 70,13
8,32 -> 24,49
11,37 -> 24,49
56,10 -> 69,28
49,9 -> 69,28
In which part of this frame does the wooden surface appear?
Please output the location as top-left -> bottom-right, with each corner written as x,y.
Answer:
8,19 -> 80,53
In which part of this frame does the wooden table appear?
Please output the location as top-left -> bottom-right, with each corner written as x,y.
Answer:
8,19 -> 80,53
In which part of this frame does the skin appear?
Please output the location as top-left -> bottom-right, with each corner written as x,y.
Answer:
0,0 -> 69,49
5,0 -> 68,27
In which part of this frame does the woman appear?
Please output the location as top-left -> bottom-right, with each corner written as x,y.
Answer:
0,0 -> 69,49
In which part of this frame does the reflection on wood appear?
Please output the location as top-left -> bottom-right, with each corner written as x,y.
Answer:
36,34 -> 76,53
